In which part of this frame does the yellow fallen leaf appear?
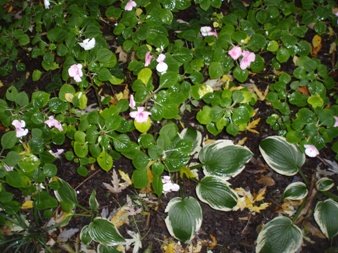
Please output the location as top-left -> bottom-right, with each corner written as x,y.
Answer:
246,118 -> 261,134
111,207 -> 130,228
256,175 -> 275,187
236,137 -> 247,146
208,234 -> 218,249
21,200 -> 33,209
179,166 -> 198,179
235,187 -> 270,214
311,34 -> 322,57
253,187 -> 267,202
118,170 -> 132,186
251,84 -> 269,101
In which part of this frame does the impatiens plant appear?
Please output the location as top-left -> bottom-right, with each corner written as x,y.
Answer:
0,0 -> 337,251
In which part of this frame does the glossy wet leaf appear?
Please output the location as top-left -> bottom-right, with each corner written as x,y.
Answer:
314,199 -> 338,239
52,177 -> 78,212
283,182 -> 308,200
165,197 -> 202,242
316,177 -> 334,192
196,176 -> 238,211
199,140 -> 253,179
87,218 -> 125,246
256,216 -> 303,253
97,151 -> 113,172
259,136 -> 305,176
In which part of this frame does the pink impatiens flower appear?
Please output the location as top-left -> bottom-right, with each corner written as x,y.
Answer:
144,51 -> 153,67
239,50 -> 256,70
200,26 -> 218,37
334,116 -> 338,127
304,144 -> 319,158
129,94 -> 136,109
12,119 -> 28,138
45,116 -> 63,131
125,0 -> 136,11
228,46 -> 242,60
68,64 -> 83,83
129,107 -> 151,123
156,54 -> 168,74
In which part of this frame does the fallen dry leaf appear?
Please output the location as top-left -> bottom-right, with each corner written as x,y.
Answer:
116,46 -> 128,63
303,221 -> 326,239
256,175 -> 276,187
311,34 -> 322,57
235,187 -> 270,214
111,207 -> 130,228
297,86 -> 310,96
246,118 -> 261,134
236,137 -> 247,146
21,200 -> 33,209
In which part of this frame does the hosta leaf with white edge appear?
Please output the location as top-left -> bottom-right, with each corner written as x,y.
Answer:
178,128 -> 203,155
199,140 -> 253,179
314,199 -> 338,239
316,177 -> 334,192
52,177 -> 78,212
283,182 -> 308,201
80,225 -> 92,245
256,216 -> 303,253
87,218 -> 125,246
259,136 -> 305,176
165,197 -> 202,243
196,176 -> 238,211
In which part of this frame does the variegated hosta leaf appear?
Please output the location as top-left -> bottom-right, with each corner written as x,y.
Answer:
165,197 -> 202,243
97,244 -> 121,253
316,177 -> 334,192
178,128 -> 202,155
199,140 -> 253,179
256,216 -> 303,253
87,218 -> 125,246
259,136 -> 305,176
52,176 -> 78,212
283,182 -> 308,200
196,176 -> 238,211
80,225 -> 92,245
314,199 -> 338,239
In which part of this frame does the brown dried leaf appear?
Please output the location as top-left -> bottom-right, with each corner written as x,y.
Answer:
303,221 -> 326,239
256,175 -> 276,187
111,207 -> 130,228
298,86 -> 310,96
116,46 -> 128,63
208,234 -> 218,249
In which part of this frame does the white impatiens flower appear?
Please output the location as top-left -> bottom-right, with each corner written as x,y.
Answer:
200,26 -> 218,37
44,0 -> 50,9
304,144 -> 319,158
79,38 -> 96,51
162,176 -> 180,194
156,53 -> 168,73
12,119 -> 28,138
68,64 -> 83,82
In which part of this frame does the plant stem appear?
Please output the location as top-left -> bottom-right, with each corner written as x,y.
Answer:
298,169 -> 308,185
321,191 -> 338,202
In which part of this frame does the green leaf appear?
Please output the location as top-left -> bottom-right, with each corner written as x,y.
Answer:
4,151 -> 20,167
314,199 -> 338,239
59,84 -> 76,102
97,48 -> 117,67
97,151 -> 113,172
34,191 -> 58,210
137,68 -> 152,85
132,169 -> 148,189
233,67 -> 249,82
89,190 -> 99,212
316,177 -> 334,192
259,136 -> 305,176
256,216 -> 303,253
160,72 -> 179,89
6,171 -> 31,188
32,70 -> 42,81
88,218 -> 125,246
209,62 -> 223,79
18,154 -> 40,175
1,131 -> 17,149
283,182 -> 308,200
196,176 -> 238,211
199,140 -> 253,179
267,40 -> 279,52
307,93 -> 324,109
80,225 -> 92,245
165,197 -> 202,242
32,91 -> 50,108
53,177 -> 78,212
74,141 -> 88,158
276,48 -> 290,63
